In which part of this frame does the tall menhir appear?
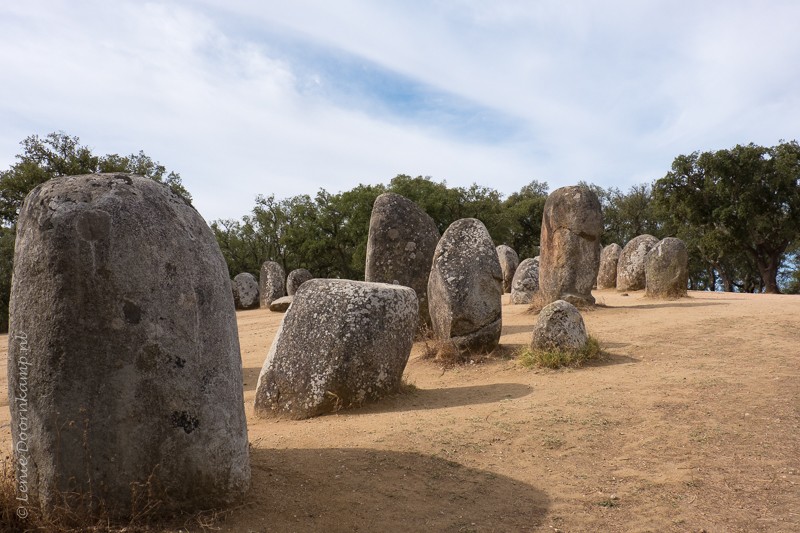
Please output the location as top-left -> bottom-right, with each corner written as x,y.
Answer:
7,174 -> 250,517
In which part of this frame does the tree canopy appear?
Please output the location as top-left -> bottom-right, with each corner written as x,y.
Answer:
653,141 -> 800,293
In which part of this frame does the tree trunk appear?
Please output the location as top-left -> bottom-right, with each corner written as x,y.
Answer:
756,252 -> 782,294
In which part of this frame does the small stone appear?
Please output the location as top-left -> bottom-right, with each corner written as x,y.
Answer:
269,295 -> 294,312
531,300 -> 589,352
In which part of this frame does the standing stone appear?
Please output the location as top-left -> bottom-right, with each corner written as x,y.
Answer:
428,218 -> 503,355
597,243 -> 623,289
530,300 -> 589,352
232,272 -> 259,309
259,261 -> 285,307
496,245 -> 520,293
8,174 -> 249,517
617,234 -> 659,291
539,185 -> 603,307
645,237 -> 688,298
510,256 -> 540,304
254,279 -> 417,419
286,268 -> 313,296
365,192 -> 440,331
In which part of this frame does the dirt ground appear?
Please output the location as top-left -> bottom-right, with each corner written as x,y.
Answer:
1,290 -> 799,532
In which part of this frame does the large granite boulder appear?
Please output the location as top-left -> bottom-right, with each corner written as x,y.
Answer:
496,245 -> 520,293
428,218 -> 503,355
365,192 -> 440,331
539,185 -> 603,307
254,279 -> 417,419
597,243 -> 622,289
7,174 -> 249,516
259,261 -> 285,307
510,256 -> 540,304
286,268 -> 313,296
645,237 -> 688,298
232,272 -> 259,309
530,300 -> 588,352
617,234 -> 659,291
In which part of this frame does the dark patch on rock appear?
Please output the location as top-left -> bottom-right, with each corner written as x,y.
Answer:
171,411 -> 200,434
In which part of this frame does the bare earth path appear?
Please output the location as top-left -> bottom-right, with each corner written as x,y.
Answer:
1,290 -> 798,532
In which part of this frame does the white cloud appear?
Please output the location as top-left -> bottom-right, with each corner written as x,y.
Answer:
1,0 -> 799,221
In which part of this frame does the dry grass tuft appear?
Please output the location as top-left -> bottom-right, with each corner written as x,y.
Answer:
517,336 -> 602,369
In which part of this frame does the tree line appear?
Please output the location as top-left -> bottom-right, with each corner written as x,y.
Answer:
0,132 -> 797,332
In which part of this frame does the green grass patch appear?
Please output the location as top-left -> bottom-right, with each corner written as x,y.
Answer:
517,336 -> 601,369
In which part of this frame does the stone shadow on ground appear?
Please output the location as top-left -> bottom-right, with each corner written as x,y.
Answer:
228,447 -> 549,533
242,367 -> 261,391
606,301 -> 729,310
352,382 -> 534,415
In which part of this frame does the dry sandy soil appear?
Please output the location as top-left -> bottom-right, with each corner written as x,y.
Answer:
1,290 -> 798,532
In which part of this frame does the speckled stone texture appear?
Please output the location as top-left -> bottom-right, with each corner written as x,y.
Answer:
233,272 -> 259,309
645,237 -> 688,298
597,243 -> 622,289
510,256 -> 540,304
259,261 -> 285,307
7,173 -> 249,517
254,279 -> 418,419
531,300 -> 588,352
428,218 -> 503,355
286,268 -> 313,296
365,192 -> 439,331
617,234 -> 659,291
496,245 -> 520,293
539,185 -> 603,307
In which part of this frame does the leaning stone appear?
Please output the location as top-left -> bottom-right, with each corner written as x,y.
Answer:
232,272 -> 259,309
645,237 -> 688,298
496,245 -> 520,293
510,256 -> 540,304
539,185 -> 603,307
597,243 -> 622,289
269,295 -> 294,312
531,300 -> 588,352
254,279 -> 417,419
428,218 -> 503,355
365,192 -> 440,331
259,261 -> 286,307
617,234 -> 659,291
8,173 -> 249,517
286,268 -> 313,296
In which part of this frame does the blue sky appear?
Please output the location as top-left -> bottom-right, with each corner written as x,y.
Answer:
1,1 -> 799,221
